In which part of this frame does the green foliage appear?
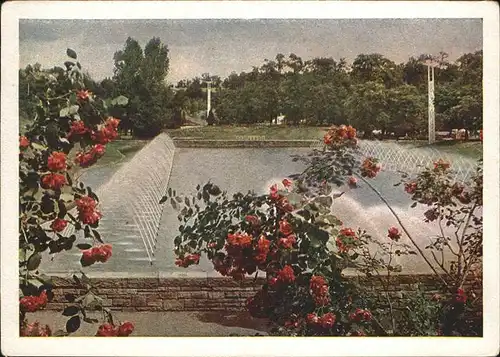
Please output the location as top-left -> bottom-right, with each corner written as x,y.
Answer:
19,50 -> 130,337
112,36 -> 176,137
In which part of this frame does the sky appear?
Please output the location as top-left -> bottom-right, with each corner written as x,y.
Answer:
19,19 -> 482,83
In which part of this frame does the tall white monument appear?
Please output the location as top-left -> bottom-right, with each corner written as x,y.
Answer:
426,61 -> 436,144
205,79 -> 212,118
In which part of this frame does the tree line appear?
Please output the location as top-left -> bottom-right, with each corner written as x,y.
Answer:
19,36 -> 482,138
209,51 -> 482,138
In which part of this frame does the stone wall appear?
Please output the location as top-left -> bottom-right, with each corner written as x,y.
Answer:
46,274 -> 482,312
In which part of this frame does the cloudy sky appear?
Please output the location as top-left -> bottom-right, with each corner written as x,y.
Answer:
19,19 -> 482,83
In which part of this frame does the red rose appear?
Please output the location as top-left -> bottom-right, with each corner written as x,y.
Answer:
96,323 -> 117,337
19,136 -> 30,149
81,249 -> 95,266
207,242 -> 217,249
350,308 -> 372,322
387,226 -> 401,241
279,234 -> 296,249
20,291 -> 47,313
20,321 -> 51,337
75,196 -> 102,225
306,313 -> 319,325
433,159 -> 450,171
245,215 -> 260,227
186,253 -> 200,265
279,220 -> 293,236
282,178 -> 293,189
277,197 -> 294,212
339,227 -> 356,237
117,321 -> 134,336
47,152 -> 67,171
323,133 -> 333,145
310,275 -> 327,291
92,244 -> 113,263
277,265 -> 295,283
41,173 -> 67,190
92,125 -> 118,144
346,126 -> 357,139
404,182 -> 417,194
348,176 -> 357,188
68,120 -> 88,137
50,218 -> 68,232
320,312 -> 336,328
77,89 -> 91,101
268,277 -> 278,287
361,157 -> 381,178
106,117 -> 121,129
91,144 -> 106,157
269,183 -> 280,201
455,288 -> 467,303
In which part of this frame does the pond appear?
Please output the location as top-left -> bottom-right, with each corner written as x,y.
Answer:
43,141 -> 480,277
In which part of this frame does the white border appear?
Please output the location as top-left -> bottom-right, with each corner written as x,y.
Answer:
2,1 -> 499,356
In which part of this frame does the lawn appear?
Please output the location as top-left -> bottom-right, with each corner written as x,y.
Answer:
94,139 -> 149,167
397,140 -> 483,160
166,125 -> 328,141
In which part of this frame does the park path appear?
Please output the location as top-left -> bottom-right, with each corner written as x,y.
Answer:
32,310 -> 268,336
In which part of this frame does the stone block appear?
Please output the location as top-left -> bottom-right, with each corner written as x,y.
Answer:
162,300 -> 183,310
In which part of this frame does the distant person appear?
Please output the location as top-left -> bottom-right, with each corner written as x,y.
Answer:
206,110 -> 216,126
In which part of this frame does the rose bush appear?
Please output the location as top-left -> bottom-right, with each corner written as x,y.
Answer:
162,124 -> 482,337
19,49 -> 133,337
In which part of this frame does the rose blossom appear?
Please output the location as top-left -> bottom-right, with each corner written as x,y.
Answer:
387,226 -> 401,241
20,321 -> 51,337
320,312 -> 336,328
117,321 -> 134,336
277,265 -> 295,283
50,218 -> 68,232
47,152 -> 67,171
77,89 -> 91,101
19,136 -> 30,149
279,219 -> 293,236
41,173 -> 67,190
96,323 -> 117,337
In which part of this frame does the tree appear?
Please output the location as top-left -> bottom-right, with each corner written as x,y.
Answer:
351,54 -> 402,88
113,37 -> 173,137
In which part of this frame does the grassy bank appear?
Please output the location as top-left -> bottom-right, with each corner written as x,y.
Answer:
166,125 -> 328,141
397,140 -> 482,160
96,139 -> 149,166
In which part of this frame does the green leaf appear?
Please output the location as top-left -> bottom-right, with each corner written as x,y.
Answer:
27,252 -> 42,271
159,196 -> 168,204
113,95 -> 128,106
69,105 -> 79,115
308,226 -> 330,248
66,48 -> 77,59
62,305 -> 79,316
66,316 -> 81,333
59,107 -> 70,117
92,230 -> 103,243
76,243 -> 92,250
31,142 -> 47,151
411,202 -> 418,208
